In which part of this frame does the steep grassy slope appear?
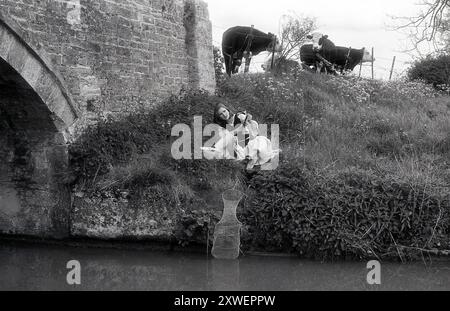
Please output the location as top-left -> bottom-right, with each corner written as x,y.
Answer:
69,71 -> 450,260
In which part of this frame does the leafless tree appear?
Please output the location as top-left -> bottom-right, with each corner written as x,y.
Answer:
440,11 -> 450,50
278,13 -> 317,60
393,0 -> 450,53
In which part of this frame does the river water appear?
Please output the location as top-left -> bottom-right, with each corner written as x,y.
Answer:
0,241 -> 449,291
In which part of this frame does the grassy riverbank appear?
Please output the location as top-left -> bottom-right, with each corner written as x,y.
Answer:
69,71 -> 450,260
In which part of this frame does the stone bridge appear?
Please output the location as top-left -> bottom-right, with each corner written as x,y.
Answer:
0,0 -> 215,238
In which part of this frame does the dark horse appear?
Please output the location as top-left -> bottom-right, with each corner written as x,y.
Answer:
222,26 -> 281,76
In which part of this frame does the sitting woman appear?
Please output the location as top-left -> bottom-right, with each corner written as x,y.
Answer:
203,103 -> 280,170
212,103 -> 259,146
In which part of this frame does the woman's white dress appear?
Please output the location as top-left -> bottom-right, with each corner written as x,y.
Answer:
202,120 -> 279,169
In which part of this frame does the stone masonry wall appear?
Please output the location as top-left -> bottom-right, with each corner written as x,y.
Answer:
0,0 -> 215,133
0,0 -> 215,239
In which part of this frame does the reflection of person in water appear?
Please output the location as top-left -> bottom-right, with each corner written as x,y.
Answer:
213,103 -> 259,146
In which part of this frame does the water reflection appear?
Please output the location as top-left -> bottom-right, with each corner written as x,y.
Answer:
209,259 -> 240,291
0,242 -> 449,290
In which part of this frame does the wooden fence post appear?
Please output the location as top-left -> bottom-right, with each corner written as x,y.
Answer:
371,47 -> 374,79
389,56 -> 396,81
270,36 -> 276,70
358,47 -> 364,78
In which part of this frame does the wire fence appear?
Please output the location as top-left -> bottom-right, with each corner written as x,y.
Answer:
211,23 -> 417,80
216,53 -> 412,80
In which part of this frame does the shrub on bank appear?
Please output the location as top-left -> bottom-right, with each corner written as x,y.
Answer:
242,165 -> 449,260
69,89 -> 223,184
407,54 -> 450,92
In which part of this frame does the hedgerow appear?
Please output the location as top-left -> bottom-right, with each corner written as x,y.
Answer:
242,165 -> 449,260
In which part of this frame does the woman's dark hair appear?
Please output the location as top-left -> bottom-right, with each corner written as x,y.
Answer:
213,102 -> 235,129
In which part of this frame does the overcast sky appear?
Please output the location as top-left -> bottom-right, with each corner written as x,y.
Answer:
203,0 -> 432,80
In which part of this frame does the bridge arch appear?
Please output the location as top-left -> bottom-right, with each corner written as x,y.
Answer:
0,15 -> 78,129
0,16 -> 77,237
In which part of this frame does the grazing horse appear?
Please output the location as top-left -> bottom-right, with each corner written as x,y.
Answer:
222,26 -> 282,76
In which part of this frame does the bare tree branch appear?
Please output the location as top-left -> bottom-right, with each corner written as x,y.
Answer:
391,0 -> 450,54
278,13 -> 317,61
